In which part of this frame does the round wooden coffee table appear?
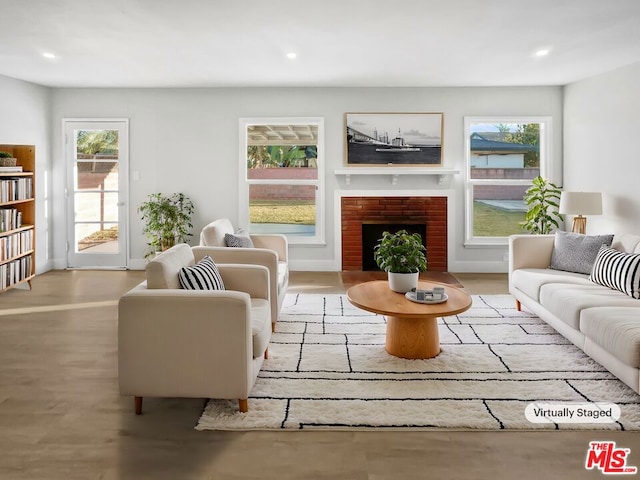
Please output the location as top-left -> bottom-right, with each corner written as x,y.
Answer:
346,280 -> 472,359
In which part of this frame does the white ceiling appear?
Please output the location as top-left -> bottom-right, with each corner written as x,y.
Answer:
1,0 -> 640,88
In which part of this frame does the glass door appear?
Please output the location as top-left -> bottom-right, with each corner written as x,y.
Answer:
65,120 -> 128,268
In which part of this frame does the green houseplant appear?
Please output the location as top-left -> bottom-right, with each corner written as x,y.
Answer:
374,229 -> 427,292
0,151 -> 17,167
138,192 -> 195,259
521,176 -> 563,234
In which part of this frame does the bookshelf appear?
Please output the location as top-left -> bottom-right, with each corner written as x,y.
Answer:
0,145 -> 35,292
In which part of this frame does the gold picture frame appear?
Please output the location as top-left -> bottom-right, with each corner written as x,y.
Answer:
345,112 -> 443,166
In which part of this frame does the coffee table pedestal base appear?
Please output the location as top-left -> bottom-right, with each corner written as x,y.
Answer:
385,315 -> 440,359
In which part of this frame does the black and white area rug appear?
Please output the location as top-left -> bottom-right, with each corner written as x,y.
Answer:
196,294 -> 640,431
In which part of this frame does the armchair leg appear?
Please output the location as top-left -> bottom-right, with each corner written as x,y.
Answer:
264,347 -> 269,359
239,399 -> 248,413
515,300 -> 521,311
272,322 -> 276,332
135,396 -> 143,415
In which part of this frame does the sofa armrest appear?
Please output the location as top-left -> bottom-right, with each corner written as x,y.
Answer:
250,234 -> 288,263
218,264 -> 269,301
509,234 -> 555,273
192,246 -> 280,326
194,246 -> 273,288
193,245 -> 278,272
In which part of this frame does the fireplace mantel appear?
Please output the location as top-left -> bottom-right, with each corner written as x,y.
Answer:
334,167 -> 460,186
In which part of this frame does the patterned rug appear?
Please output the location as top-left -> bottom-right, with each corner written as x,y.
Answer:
196,294 -> 640,431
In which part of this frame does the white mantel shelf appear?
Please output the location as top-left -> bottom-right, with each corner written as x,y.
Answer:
334,167 -> 460,186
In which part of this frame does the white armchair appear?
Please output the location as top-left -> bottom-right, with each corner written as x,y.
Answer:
199,218 -> 289,331
118,244 -> 271,414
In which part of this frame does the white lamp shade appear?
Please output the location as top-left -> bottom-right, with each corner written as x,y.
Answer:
559,191 -> 602,215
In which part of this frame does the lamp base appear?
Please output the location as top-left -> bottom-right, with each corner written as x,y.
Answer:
571,215 -> 587,235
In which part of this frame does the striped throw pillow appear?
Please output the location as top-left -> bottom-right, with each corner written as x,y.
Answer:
178,255 -> 225,290
589,246 -> 640,299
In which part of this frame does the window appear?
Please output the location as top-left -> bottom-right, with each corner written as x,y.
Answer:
464,117 -> 552,245
239,118 -> 324,245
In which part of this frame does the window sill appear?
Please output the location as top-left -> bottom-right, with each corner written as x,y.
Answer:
464,239 -> 509,248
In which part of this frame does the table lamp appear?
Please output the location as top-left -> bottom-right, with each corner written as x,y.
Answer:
559,191 -> 602,234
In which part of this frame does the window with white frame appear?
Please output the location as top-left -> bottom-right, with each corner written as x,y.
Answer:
464,116 -> 552,245
239,117 -> 325,245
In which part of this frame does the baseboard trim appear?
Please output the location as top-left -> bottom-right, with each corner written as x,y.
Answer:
449,260 -> 508,273
289,259 -> 339,272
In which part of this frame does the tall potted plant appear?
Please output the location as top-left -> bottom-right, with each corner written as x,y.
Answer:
138,192 -> 195,259
373,229 -> 427,293
520,176 -> 563,234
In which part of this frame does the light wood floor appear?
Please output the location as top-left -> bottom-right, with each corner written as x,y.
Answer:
0,270 -> 637,480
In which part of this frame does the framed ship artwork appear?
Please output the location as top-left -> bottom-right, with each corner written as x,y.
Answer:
345,112 -> 443,166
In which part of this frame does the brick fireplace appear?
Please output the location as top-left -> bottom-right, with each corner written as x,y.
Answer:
341,196 -> 448,271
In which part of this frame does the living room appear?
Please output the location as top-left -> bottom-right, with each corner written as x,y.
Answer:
1,1 -> 640,479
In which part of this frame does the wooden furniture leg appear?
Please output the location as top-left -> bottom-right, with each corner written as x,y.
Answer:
134,396 -> 143,415
264,347 -> 269,359
515,299 -> 521,311
238,399 -> 248,413
385,315 -> 440,359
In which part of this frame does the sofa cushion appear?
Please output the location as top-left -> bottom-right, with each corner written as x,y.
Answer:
511,268 -> 592,302
580,307 -> 640,368
250,298 -> 271,358
179,255 -> 225,290
549,231 -> 614,275
539,283 -> 640,330
589,246 -> 640,299
277,261 -> 289,291
612,233 -> 640,254
146,243 -> 195,289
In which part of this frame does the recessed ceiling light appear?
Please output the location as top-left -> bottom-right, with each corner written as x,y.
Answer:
286,52 -> 297,60
534,48 -> 550,57
42,52 -> 57,59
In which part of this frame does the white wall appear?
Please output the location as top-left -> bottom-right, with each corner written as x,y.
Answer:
564,61 -> 640,235
0,74 -> 51,273
50,86 -> 563,271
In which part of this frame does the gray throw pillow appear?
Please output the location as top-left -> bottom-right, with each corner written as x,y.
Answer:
224,230 -> 254,248
549,231 -> 614,275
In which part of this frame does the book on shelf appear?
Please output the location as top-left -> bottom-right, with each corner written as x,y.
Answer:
0,166 -> 23,173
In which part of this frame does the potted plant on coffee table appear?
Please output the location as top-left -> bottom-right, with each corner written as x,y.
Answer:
373,229 -> 427,293
138,192 -> 195,259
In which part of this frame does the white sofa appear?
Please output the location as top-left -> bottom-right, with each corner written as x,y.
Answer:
509,233 -> 640,394
118,243 -> 271,414
199,218 -> 289,331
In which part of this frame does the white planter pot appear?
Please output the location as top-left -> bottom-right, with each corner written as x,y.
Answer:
387,272 -> 419,293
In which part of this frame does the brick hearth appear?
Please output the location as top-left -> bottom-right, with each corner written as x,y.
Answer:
341,196 -> 447,271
